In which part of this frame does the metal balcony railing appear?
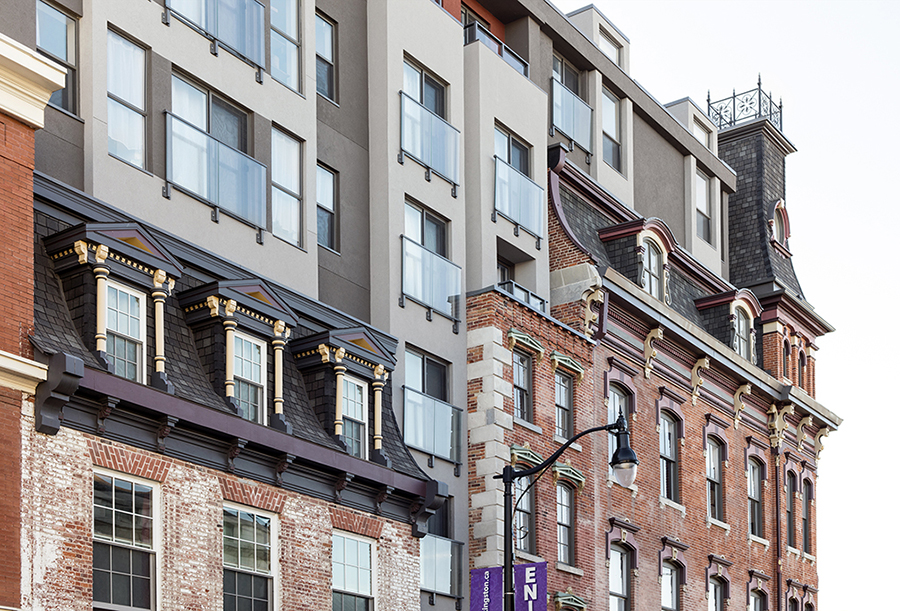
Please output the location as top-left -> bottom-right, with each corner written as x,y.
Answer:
498,280 -> 546,313
400,92 -> 460,186
167,0 -> 265,67
403,387 -> 462,463
494,156 -> 544,238
552,78 -> 593,153
166,112 -> 266,229
401,236 -> 462,321
420,535 -> 463,597
462,21 -> 529,77
708,77 -> 782,131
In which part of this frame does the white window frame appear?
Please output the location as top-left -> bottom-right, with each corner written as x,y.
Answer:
659,411 -> 678,502
609,544 -> 630,611
342,375 -> 368,459
514,475 -> 535,554
223,502 -> 278,611
735,306 -> 752,361
707,438 -> 724,521
708,577 -> 724,611
748,458 -> 763,538
106,280 -> 146,384
661,561 -> 679,611
608,385 -> 628,479
554,371 -> 573,439
598,27 -> 620,66
692,119 -> 710,148
332,531 -> 376,608
642,238 -> 663,300
234,332 -> 267,425
556,483 -> 574,565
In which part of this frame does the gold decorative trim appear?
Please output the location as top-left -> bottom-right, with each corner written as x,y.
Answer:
733,383 -> 751,428
643,327 -> 663,378
691,356 -> 710,406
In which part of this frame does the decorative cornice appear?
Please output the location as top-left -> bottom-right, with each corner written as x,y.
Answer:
0,350 -> 48,394
550,351 -> 585,383
552,460 -> 586,492
510,443 -> 544,468
0,32 -> 66,128
508,329 -> 544,363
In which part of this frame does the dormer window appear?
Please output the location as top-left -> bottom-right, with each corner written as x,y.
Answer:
773,212 -> 785,243
106,281 -> 146,383
342,375 -> 368,459
735,308 -> 751,360
234,333 -> 266,424
642,238 -> 663,300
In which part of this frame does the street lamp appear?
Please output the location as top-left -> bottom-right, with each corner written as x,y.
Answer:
495,411 -> 638,611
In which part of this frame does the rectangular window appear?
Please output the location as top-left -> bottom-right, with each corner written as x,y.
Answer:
106,282 -> 145,383
693,120 -> 710,148
749,460 -> 763,537
93,472 -> 154,610
402,201 -> 461,319
271,0 -> 300,91
696,171 -> 711,243
551,54 -> 592,152
317,165 -> 337,249
556,484 -> 574,565
107,30 -> 145,168
316,14 -> 336,100
272,128 -> 302,246
552,54 -> 579,95
404,350 -> 460,461
420,500 -> 461,596
608,387 -> 626,477
37,0 -> 76,113
660,414 -> 677,501
234,333 -> 266,424
332,533 -> 373,611
602,88 -> 622,172
598,28 -> 620,66
514,475 -> 534,554
168,0 -> 264,66
708,579 -> 724,611
461,4 -> 490,29
223,506 -> 272,611
555,372 -> 572,438
802,481 -> 811,553
512,350 -> 531,422
342,376 -> 367,459
706,440 -> 723,521
609,546 -> 628,611
661,562 -> 678,611
786,474 -> 796,548
400,60 -> 459,185
494,126 -> 543,237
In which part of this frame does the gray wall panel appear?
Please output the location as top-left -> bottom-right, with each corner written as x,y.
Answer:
633,114 -> 685,243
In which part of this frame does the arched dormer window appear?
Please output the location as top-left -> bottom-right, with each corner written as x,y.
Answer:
769,199 -> 791,255
735,308 -> 751,360
642,238 -> 663,300
773,213 -> 785,244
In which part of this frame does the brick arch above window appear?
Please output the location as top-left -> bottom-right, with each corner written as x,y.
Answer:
605,517 -> 640,570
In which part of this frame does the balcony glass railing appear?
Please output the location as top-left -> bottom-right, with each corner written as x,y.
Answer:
404,387 -> 462,462
552,78 -> 593,153
167,0 -> 265,66
494,156 -> 544,238
400,92 -> 460,185
421,535 -> 463,597
401,236 -> 462,320
498,280 -> 546,313
462,22 -> 528,77
166,112 -> 266,228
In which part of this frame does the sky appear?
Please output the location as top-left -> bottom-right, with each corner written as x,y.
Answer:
549,1 -> 899,609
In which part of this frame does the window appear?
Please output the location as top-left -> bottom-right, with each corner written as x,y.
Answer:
93,472 -> 154,610
402,201 -> 460,319
272,128 -> 302,246
748,458 -> 763,537
106,282 -> 145,383
342,376 -> 368,459
555,372 -> 573,438
37,1 -> 76,113
750,591 -> 764,611
696,171 -> 711,243
461,4 -> 490,29
735,308 -> 751,360
773,213 -> 785,243
608,385 -> 627,477
609,545 -> 629,611
494,127 -> 529,176
317,165 -> 336,249
514,475 -> 534,554
602,88 -> 622,172
786,472 -> 796,548
783,340 -> 791,380
707,438 -> 723,521
708,577 -> 724,611
660,412 -> 678,502
798,353 -> 806,390
332,533 -> 373,611
400,60 -> 459,184
316,14 -> 336,100
223,506 -> 272,611
556,484 -> 574,565
168,0 -> 264,66
692,120 -> 710,148
173,75 -> 248,153
598,28 -> 620,65
789,599 -> 799,611
642,238 -> 663,300
513,350 -> 532,421
404,60 -> 445,118
234,333 -> 266,424
271,0 -> 300,90
404,349 -> 460,462
802,480 -> 812,553
421,498 -> 461,596
552,54 -> 579,95
107,30 -> 145,168
405,201 -> 447,258
497,258 -> 513,284
551,54 -> 591,151
661,561 -> 679,611
494,126 -> 542,236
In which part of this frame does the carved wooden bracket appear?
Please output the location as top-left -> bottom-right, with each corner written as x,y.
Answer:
275,453 -> 294,487
582,285 -> 604,336
34,352 -> 84,435
796,415 -> 813,451
334,472 -> 354,503
814,428 -> 829,460
227,438 -> 246,472
157,416 -> 178,452
767,404 -> 794,449
733,383 -> 751,428
691,357 -> 710,406
97,397 -> 119,435
643,327 -> 664,378
375,485 -> 394,515
410,479 -> 448,538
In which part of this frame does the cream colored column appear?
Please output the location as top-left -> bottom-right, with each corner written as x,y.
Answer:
372,364 -> 387,451
151,270 -> 173,375
84,242 -> 110,354
222,299 -> 238,399
333,347 -> 346,436
272,320 -> 290,415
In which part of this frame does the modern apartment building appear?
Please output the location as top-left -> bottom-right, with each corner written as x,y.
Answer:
0,1 -> 838,611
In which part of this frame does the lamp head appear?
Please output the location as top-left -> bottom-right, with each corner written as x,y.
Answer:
610,417 -> 639,488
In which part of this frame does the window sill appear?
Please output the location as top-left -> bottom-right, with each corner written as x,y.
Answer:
47,103 -> 84,123
803,552 -> 816,564
706,517 -> 730,534
515,550 -> 544,564
272,233 -> 307,253
658,496 -> 686,517
553,435 -> 581,451
748,534 -> 770,550
556,562 -> 583,577
317,242 -> 341,256
317,92 -> 340,107
607,476 -> 638,496
513,417 -> 542,435
786,546 -> 801,558
109,152 -> 153,177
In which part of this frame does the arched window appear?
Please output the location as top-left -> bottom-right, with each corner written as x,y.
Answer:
660,412 -> 678,502
706,438 -> 724,521
748,458 -> 763,537
804,603 -> 814,611
789,599 -> 799,611
661,561 -> 679,611
643,239 -> 663,300
802,480 -> 812,553
798,353 -> 806,390
708,577 -> 725,611
750,590 -> 765,611
609,544 -> 630,611
608,385 -> 628,478
773,213 -> 785,243
783,340 -> 791,380
556,483 -> 574,565
735,308 -> 751,360
786,472 -> 797,548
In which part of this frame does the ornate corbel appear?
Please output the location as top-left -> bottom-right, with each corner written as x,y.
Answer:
226,438 -> 246,473
796,415 -> 813,450
317,343 -> 331,363
691,356 -> 710,406
96,397 -> 119,436
375,485 -> 394,515
157,416 -> 178,452
206,295 -> 220,317
814,428 -> 829,460
334,347 -> 345,362
275,453 -> 294,487
582,285 -> 604,336
644,327 -> 664,378
74,240 -> 90,264
34,352 -> 84,435
767,403 -> 794,449
334,473 -> 354,503
411,479 -> 448,538
663,264 -> 672,306
733,383 -> 751,428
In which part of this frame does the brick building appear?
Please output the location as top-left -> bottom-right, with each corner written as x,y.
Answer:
0,1 -> 838,611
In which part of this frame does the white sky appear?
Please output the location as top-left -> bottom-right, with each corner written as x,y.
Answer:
549,2 -> 899,609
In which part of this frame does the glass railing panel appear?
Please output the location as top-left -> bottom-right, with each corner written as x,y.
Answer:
168,0 -> 264,66
402,237 -> 462,320
404,387 -> 461,462
552,78 -> 593,152
462,22 -> 529,77
494,157 -> 544,237
420,536 -> 463,597
497,280 -> 546,312
400,93 -> 460,185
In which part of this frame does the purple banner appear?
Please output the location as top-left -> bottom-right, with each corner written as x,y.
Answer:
514,562 -> 547,611
470,566 -> 502,611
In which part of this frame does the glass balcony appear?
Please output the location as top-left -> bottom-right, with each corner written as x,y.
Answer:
552,78 -> 593,153
401,236 -> 462,320
462,22 -> 528,77
494,156 -> 544,238
400,92 -> 460,185
404,387 -> 462,462
498,280 -> 546,313
420,535 -> 463,597
166,113 -> 266,228
167,0 -> 265,66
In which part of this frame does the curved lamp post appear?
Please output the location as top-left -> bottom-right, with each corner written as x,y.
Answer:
494,411 -> 638,611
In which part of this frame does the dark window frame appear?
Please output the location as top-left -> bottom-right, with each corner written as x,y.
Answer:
37,0 -> 78,114
315,13 -> 336,101
659,411 -> 678,502
556,483 -> 575,565
316,164 -> 337,250
554,370 -> 573,438
748,458 -> 763,537
512,349 -> 532,422
707,437 -> 724,521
